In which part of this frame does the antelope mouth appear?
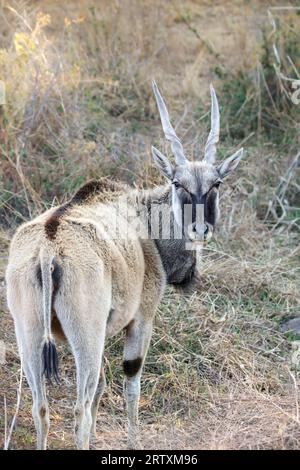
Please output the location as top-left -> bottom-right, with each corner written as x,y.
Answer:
186,222 -> 213,244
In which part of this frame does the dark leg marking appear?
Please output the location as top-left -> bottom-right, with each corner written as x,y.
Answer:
123,357 -> 143,377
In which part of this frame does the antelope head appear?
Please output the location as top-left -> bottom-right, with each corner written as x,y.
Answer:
151,81 -> 244,244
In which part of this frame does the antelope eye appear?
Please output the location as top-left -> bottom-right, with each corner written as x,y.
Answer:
172,181 -> 181,189
213,180 -> 223,190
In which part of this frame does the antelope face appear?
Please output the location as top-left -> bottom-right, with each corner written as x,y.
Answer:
170,161 -> 221,243
151,81 -> 243,244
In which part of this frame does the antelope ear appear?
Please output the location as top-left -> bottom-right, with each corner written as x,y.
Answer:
218,148 -> 244,178
151,146 -> 174,180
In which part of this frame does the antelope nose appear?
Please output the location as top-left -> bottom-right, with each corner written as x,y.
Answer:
192,222 -> 208,239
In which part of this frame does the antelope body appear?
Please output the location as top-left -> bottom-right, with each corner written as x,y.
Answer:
6,82 -> 243,449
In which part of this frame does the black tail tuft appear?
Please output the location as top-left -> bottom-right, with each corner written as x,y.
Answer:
42,340 -> 60,384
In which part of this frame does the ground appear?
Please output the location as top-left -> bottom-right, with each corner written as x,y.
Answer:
1,215 -> 299,449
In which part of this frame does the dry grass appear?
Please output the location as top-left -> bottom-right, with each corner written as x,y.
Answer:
0,0 -> 299,450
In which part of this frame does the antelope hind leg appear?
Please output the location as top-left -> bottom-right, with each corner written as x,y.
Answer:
91,365 -> 106,438
123,316 -> 153,449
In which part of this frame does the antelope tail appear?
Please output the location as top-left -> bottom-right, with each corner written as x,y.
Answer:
39,248 -> 60,383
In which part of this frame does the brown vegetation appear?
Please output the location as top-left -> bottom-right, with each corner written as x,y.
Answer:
0,0 -> 299,449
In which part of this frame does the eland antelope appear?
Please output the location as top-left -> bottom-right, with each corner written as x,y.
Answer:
6,82 -> 243,449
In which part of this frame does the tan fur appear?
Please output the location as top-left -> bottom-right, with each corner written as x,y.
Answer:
6,81 -> 244,450
6,179 -> 166,450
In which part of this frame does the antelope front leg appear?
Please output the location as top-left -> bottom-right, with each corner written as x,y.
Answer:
123,317 -> 153,449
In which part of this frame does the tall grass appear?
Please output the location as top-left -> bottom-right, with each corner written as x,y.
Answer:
0,2 -> 299,227
0,0 -> 299,449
